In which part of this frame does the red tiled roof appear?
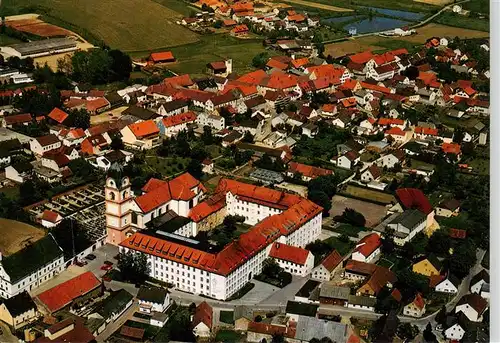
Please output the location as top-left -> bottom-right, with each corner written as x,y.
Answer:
223,19 -> 237,26
288,162 -> 332,179
349,51 -> 374,64
237,69 -> 268,85
442,142 -> 461,155
127,120 -> 159,139
162,111 -> 197,128
291,58 -> 309,69
36,134 -> 60,147
260,70 -> 299,90
395,188 -> 433,215
232,24 -> 249,33
193,301 -> 213,329
122,178 -> 321,276
354,233 -> 381,258
248,322 -> 295,338
37,272 -> 101,312
120,326 -> 145,340
4,113 -> 32,125
385,127 -> 405,136
450,228 -> 467,239
287,14 -> 306,22
267,58 -> 288,70
269,242 -> 310,265
41,210 -> 60,223
457,293 -> 488,315
429,274 -> 445,288
412,293 -> 425,310
189,194 -> 226,223
86,98 -> 110,112
360,81 -> 391,94
321,250 -> 343,272
415,126 -> 438,136
231,2 -> 253,12
322,103 -> 336,113
164,74 -> 194,87
150,51 -> 175,63
48,108 -> 69,124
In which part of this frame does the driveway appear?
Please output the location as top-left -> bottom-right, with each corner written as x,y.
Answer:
258,276 -> 308,307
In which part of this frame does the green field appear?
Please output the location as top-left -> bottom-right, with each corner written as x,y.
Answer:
0,34 -> 23,45
2,0 -> 200,51
215,330 -> 243,342
462,0 -> 489,14
434,12 -> 489,32
133,34 -> 276,75
293,0 -> 439,13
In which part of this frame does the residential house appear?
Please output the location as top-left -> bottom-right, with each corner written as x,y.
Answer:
148,51 -> 175,64
30,135 -> 62,156
301,123 -> 318,138
347,295 -> 376,312
412,254 -> 442,277
444,313 -> 468,341
360,165 -> 382,183
36,272 -> 101,314
0,291 -> 38,329
40,210 -> 62,228
47,108 -> 69,125
5,161 -> 33,183
311,250 -> 343,282
234,305 -> 253,331
435,274 -> 460,294
351,233 -> 381,263
80,134 -> 112,155
403,293 -> 426,318
0,234 -> 64,299
158,100 -> 190,117
318,285 -> 350,306
36,318 -> 95,343
246,321 -> 293,343
294,316 -> 348,343
269,242 -> 314,277
120,120 -> 161,150
137,285 -> 171,314
192,301 -> 213,338
86,289 -> 134,336
335,150 -> 360,169
455,294 -> 488,322
344,260 -> 396,297
285,301 -> 318,322
287,162 -> 333,182
3,113 -> 34,128
435,198 -> 460,217
202,159 -> 214,175
196,112 -> 225,131
470,270 -> 489,294
158,111 -> 197,138
375,150 -> 405,169
294,280 -> 320,304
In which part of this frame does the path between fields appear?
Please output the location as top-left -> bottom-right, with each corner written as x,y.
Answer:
281,0 -> 353,12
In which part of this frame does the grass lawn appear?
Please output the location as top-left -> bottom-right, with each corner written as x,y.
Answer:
324,236 -> 354,256
344,185 -> 396,204
219,310 -> 235,325
215,329 -> 243,342
329,224 -> 367,237
462,0 -> 489,13
131,34 -> 276,75
426,293 -> 453,313
366,38 -> 421,53
377,258 -> 395,269
467,157 -> 489,175
380,253 -> 411,271
0,34 -> 23,45
0,185 -> 20,200
434,12 -> 489,32
143,155 -> 190,177
2,0 -> 200,50
152,0 -> 202,16
206,144 -> 223,159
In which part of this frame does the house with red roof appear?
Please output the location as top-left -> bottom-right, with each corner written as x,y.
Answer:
287,161 -> 333,182
442,142 -> 462,160
311,250 -> 343,281
148,51 -> 175,64
2,113 -> 35,128
58,128 -> 86,147
413,126 -> 439,140
192,301 -> 213,338
403,293 -> 426,318
29,134 -> 62,156
80,134 -> 112,155
360,165 -> 382,183
158,111 -> 197,138
231,24 -> 249,36
40,210 -> 62,228
47,108 -> 69,125
351,233 -> 381,263
36,272 -> 101,314
269,242 -> 314,277
120,120 -> 160,150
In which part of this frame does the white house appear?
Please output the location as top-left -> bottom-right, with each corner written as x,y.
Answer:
29,134 -> 62,156
403,293 -> 426,318
192,301 -> 213,338
470,270 -> 489,294
196,112 -> 225,131
137,285 -> 171,314
40,210 -> 63,228
311,250 -> 343,282
5,161 -> 33,183
269,243 -> 314,277
435,274 -> 460,294
351,233 -> 381,263
360,165 -> 382,183
335,151 -> 360,170
455,294 -> 488,322
375,150 -> 405,169
347,295 -> 376,312
444,317 -> 466,341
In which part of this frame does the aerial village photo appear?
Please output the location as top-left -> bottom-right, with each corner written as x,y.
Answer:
0,0 -> 491,342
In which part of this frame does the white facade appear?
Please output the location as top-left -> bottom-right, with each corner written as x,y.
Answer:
375,154 -> 402,169
445,324 -> 465,341
435,279 -> 458,294
196,113 -> 225,131
455,304 -> 485,322
193,321 -> 211,338
273,253 -> 314,277
29,139 -> 62,156
351,247 -> 380,263
138,295 -> 170,314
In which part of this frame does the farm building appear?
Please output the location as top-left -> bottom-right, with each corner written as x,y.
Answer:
1,38 -> 78,59
148,51 -> 176,64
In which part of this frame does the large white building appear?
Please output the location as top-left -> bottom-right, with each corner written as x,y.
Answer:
115,176 -> 322,300
0,234 -> 64,299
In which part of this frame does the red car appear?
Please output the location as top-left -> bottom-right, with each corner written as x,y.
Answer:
100,264 -> 113,271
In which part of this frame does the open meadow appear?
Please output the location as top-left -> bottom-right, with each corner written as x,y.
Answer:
2,0 -> 200,51
0,218 -> 46,257
325,23 -> 489,57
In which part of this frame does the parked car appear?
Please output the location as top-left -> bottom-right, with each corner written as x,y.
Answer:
104,260 -> 113,266
75,260 -> 87,267
100,264 -> 113,271
86,254 -> 97,260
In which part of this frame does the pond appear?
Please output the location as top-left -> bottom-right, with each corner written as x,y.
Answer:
360,6 -> 425,21
344,16 -> 413,34
323,15 -> 359,24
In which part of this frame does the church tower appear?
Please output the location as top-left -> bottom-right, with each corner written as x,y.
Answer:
105,163 -> 132,245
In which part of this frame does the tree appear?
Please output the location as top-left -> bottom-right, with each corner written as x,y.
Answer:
448,240 -> 477,279
71,49 -> 112,84
397,323 -> 419,341
252,52 -> 269,69
69,158 -> 95,180
111,136 -> 124,150
52,218 -> 92,260
308,190 -> 331,216
435,305 -> 447,326
423,323 -> 437,342
339,208 -> 366,227
166,307 -> 196,341
243,131 -> 254,143
427,228 -> 450,255
255,315 -> 263,322
271,334 -> 285,343
108,49 -> 132,81
117,251 -> 151,284
201,126 -> 214,145
187,158 -> 203,179
67,108 -> 90,129
262,258 -> 282,278
213,19 -> 223,28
